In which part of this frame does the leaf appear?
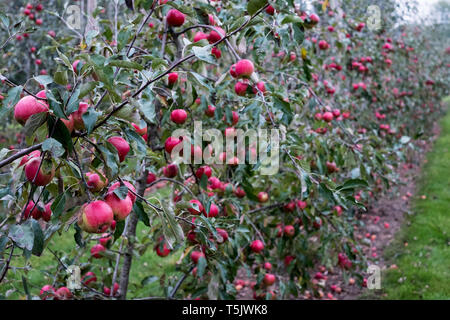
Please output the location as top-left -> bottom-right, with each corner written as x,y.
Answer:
42,138 -> 65,158
82,108 -> 101,134
46,90 -> 68,120
98,143 -> 119,178
247,0 -> 268,15
124,128 -> 147,154
197,256 -> 207,278
74,223 -> 85,248
66,88 -> 81,115
30,220 -> 44,256
108,60 -> 143,71
114,185 -> 129,200
134,201 -> 150,227
336,179 -> 369,192
192,46 -> 218,65
0,236 -> 9,253
23,112 -> 48,137
2,86 -> 22,109
114,220 -> 125,240
139,97 -> 156,124
48,117 -> 73,154
79,82 -> 98,99
51,192 -> 66,218
22,276 -> 31,300
8,224 -> 34,251
33,75 -> 53,87
189,72 -> 213,91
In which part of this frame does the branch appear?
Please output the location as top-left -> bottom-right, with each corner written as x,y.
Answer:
0,143 -> 43,169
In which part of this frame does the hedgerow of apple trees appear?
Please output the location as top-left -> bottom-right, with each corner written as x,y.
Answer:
0,0 -> 448,300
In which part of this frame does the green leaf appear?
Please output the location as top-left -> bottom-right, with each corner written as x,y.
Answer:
23,112 -> 48,137
197,256 -> 207,277
54,67 -> 68,86
108,60 -> 143,71
79,82 -> 98,99
82,108 -> 101,134
134,201 -> 150,227
48,117 -> 73,154
51,191 -> 66,218
336,179 -> 369,192
33,75 -> 53,87
30,220 -> 44,256
114,220 -> 125,240
192,46 -> 218,65
0,85 -> 23,119
74,223 -> 85,248
8,224 -> 34,251
98,143 -> 119,178
42,138 -> 65,158
47,90 -> 68,120
139,97 -> 156,124
22,276 -> 31,300
124,128 -> 146,154
141,275 -> 158,286
66,88 -> 81,115
247,0 -> 268,15
114,185 -> 129,200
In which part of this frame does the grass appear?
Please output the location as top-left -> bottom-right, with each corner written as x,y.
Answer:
381,97 -> 450,299
0,188 -> 180,300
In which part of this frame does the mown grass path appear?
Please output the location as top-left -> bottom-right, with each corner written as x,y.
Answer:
382,99 -> 450,299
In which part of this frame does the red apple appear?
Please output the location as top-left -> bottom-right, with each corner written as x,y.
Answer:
166,9 -> 185,27
107,136 -> 130,162
163,164 -> 178,178
105,192 -> 133,221
78,200 -> 114,233
188,199 -> 204,215
14,94 -> 49,125
170,109 -> 188,124
25,158 -> 55,186
257,191 -> 269,203
250,240 -> 264,253
235,59 -> 254,78
90,244 -> 106,259
190,251 -> 205,264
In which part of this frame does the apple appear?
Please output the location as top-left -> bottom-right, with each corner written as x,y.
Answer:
257,191 -> 269,203
108,181 -> 137,203
78,200 -> 114,233
216,228 -> 229,243
193,31 -> 208,42
25,158 -> 55,186
283,201 -> 296,212
253,81 -> 266,94
105,192 -> 133,221
81,271 -> 97,286
190,251 -> 205,264
90,244 -> 106,259
318,40 -> 329,50
166,9 -> 185,27
36,3 -> 43,11
72,60 -> 84,73
229,64 -> 237,78
284,225 -> 295,237
196,166 -> 212,179
168,72 -> 178,85
103,283 -> 119,296
163,164 -> 178,178
147,172 -> 157,184
40,285 -> 55,300
165,136 -> 182,154
263,262 -> 272,271
284,255 -> 295,266
235,59 -> 254,78
170,109 -> 188,124
188,199 -> 204,215
265,5 -> 275,15
234,187 -> 246,198
132,123 -> 147,135
42,203 -> 52,222
250,240 -> 264,253
55,287 -> 72,300
205,105 -> 216,117
263,274 -> 276,286
204,203 -> 219,218
99,233 -> 112,247
322,112 -> 334,122
19,150 -> 41,166
72,102 -> 89,130
155,240 -> 171,257
86,172 -> 108,192
35,19 -> 43,25
23,201 -> 39,220
14,94 -> 49,125
211,46 -> 221,59
235,81 -> 249,96
208,27 -> 225,43
107,136 -> 130,162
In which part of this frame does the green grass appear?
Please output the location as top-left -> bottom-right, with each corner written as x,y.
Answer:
0,188 -> 180,300
381,98 -> 450,300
